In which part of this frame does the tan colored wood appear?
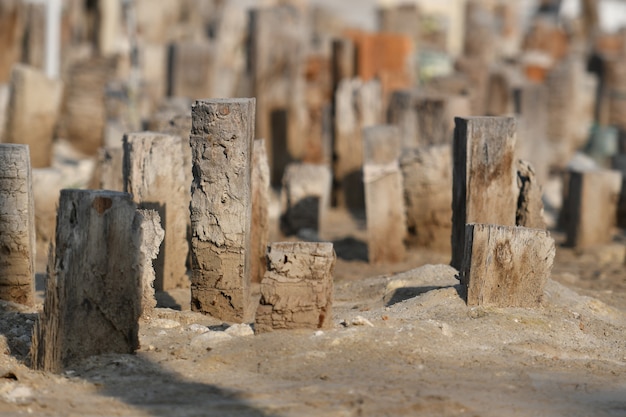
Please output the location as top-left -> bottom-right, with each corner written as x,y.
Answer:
123,132 -> 189,291
451,117 -> 517,269
0,144 -> 35,306
461,223 -> 555,307
363,125 -> 406,264
255,242 -> 335,333
189,98 -> 255,323
251,139 -> 270,284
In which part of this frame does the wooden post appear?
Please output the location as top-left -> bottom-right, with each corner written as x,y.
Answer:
4,65 -> 63,168
451,117 -> 518,269
565,169 -> 622,249
255,242 -> 335,333
516,160 -> 546,229
123,132 -> 189,291
281,163 -> 332,238
0,144 -> 35,306
400,144 -> 453,252
168,41 -> 215,99
251,139 -> 270,284
249,5 -> 306,184
31,190 -> 143,372
363,125 -> 406,264
92,147 -> 124,191
461,223 -> 555,307
0,0 -> 25,83
612,155 -> 626,228
189,98 -> 255,323
334,78 -> 382,210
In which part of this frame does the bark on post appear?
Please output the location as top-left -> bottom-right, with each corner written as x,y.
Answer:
123,132 -> 189,291
0,144 -> 35,306
451,117 -> 518,269
516,159 -> 546,229
31,190 -> 143,372
189,98 -> 255,323
400,144 -> 453,252
461,223 -> 555,307
255,242 -> 335,333
281,163 -> 332,238
363,125 -> 406,264
4,65 -> 63,168
251,139 -> 270,284
565,169 -> 622,249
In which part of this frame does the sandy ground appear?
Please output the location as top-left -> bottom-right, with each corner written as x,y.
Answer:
0,207 -> 624,417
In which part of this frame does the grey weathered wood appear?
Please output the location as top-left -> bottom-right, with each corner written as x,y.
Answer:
255,242 -> 335,333
565,169 -> 622,248
400,144 -> 452,252
123,132 -> 189,291
31,190 -> 143,372
363,125 -> 406,264
3,65 -> 63,168
189,98 -> 255,322
251,139 -> 270,284
451,117 -> 518,269
281,163 -> 332,238
461,223 -> 555,307
0,144 -> 35,306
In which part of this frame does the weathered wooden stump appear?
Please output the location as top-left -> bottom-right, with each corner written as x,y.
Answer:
461,223 -> 555,307
255,242 -> 335,333
123,132 -> 188,291
4,65 -> 63,168
400,144 -> 452,252
249,5 -> 306,184
516,160 -> 546,229
565,169 -> 622,248
451,117 -> 518,269
31,190 -> 146,372
189,98 -> 255,323
334,78 -> 382,210
251,139 -> 270,284
281,163 -> 332,238
363,125 -> 406,264
0,144 -> 35,306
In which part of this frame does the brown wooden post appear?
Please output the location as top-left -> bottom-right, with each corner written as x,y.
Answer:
0,144 -> 35,306
123,132 -> 189,291
189,98 -> 255,322
255,242 -> 335,333
0,0 -> 25,83
451,117 -> 518,269
565,169 -> 622,248
3,65 -> 63,168
31,190 -> 143,372
461,223 -> 555,307
251,139 -> 270,284
362,125 -> 406,264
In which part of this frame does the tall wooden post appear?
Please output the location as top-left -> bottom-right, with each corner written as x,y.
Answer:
451,117 -> 517,269
251,139 -> 270,284
31,190 -> 143,372
189,98 -> 255,322
0,144 -> 35,306
363,125 -> 406,264
123,132 -> 189,291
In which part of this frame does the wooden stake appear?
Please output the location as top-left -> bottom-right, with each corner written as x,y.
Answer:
251,139 -> 270,284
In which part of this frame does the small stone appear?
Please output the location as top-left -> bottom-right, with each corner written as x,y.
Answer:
187,324 -> 209,334
224,324 -> 254,337
190,331 -> 232,350
150,319 -> 181,329
351,316 -> 374,327
313,330 -> 324,337
2,385 -> 33,404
